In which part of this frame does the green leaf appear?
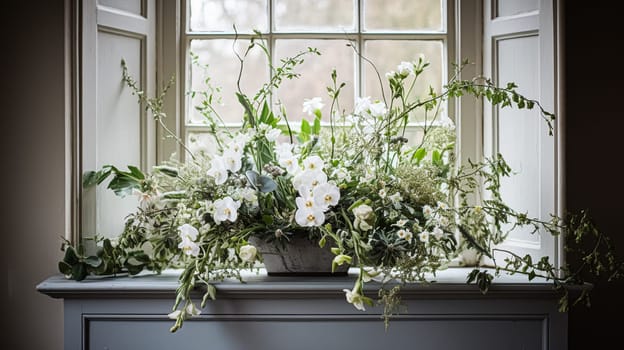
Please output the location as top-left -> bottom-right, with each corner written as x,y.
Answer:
432,150 -> 442,165
154,165 -> 178,177
262,215 -> 274,225
58,261 -> 72,275
72,263 -> 87,281
64,246 -> 80,265
236,92 -> 255,128
313,115 -> 321,134
127,166 -> 145,180
412,148 -> 426,162
301,119 -> 311,135
318,236 -> 327,248
84,256 -> 102,268
163,190 -> 187,199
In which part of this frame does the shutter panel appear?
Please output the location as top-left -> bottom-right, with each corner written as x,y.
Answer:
80,0 -> 156,242
483,0 -> 560,266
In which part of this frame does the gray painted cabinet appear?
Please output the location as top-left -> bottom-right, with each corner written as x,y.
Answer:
37,269 -> 567,350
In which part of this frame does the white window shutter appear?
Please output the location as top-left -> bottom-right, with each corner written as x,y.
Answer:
79,0 -> 156,242
482,0 -> 561,267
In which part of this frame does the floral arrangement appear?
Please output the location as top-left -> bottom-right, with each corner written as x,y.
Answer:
59,36 -> 621,332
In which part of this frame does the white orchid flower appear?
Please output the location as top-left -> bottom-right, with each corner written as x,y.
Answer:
207,156 -> 228,185
302,97 -> 324,116
279,155 -> 301,175
292,169 -> 327,189
302,155 -> 325,171
274,142 -> 294,158
212,197 -> 241,224
178,223 -> 199,241
222,149 -> 242,173
178,236 -> 200,257
312,182 -> 340,210
295,207 -> 325,227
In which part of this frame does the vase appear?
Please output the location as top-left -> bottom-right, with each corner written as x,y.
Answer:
249,235 -> 349,276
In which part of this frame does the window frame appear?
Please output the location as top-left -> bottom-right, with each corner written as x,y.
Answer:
177,0 -> 455,162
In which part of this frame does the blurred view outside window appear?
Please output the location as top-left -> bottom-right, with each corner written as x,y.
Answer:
185,0 -> 447,152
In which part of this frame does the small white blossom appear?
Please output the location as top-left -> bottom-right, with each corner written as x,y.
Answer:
239,245 -> 257,263
353,204 -> 374,231
422,205 -> 434,218
397,228 -> 413,242
394,219 -> 408,228
212,197 -> 241,224
369,101 -> 387,118
432,226 -> 444,239
265,127 -> 282,142
275,143 -> 294,158
397,61 -> 414,76
437,201 -> 449,210
389,192 -> 402,203
186,302 -> 201,316
418,230 -> 430,243
378,188 -> 387,199
167,310 -> 182,320
302,97 -> 324,116
354,96 -> 372,115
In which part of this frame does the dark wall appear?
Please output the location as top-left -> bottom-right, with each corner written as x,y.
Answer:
0,1 -> 65,349
565,2 -> 624,349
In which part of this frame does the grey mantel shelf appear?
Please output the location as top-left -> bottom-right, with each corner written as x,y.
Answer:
37,267 -> 562,299
38,268 -> 569,350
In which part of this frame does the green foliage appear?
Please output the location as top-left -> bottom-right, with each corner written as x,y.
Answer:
60,34 -> 623,334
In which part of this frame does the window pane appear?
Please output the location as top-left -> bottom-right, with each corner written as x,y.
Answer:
364,40 -> 444,122
274,0 -> 355,32
188,39 -> 269,124
189,0 -> 268,32
274,40 -> 355,122
364,0 -> 443,31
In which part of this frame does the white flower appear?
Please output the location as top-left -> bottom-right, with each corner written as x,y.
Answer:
274,142 -> 294,158
207,157 -> 228,185
354,96 -> 372,115
353,204 -> 374,231
313,183 -> 340,210
212,197 -> 241,224
389,192 -> 402,203
437,201 -> 448,210
239,245 -> 257,263
302,97 -> 324,116
369,101 -> 387,118
265,127 -> 282,142
295,189 -> 316,211
342,288 -> 366,311
295,207 -> 325,227
397,61 -> 414,76
239,187 -> 258,205
378,188 -> 387,198
418,230 -> 430,243
186,302 -> 201,316
178,224 -> 199,241
167,310 -> 182,320
432,226 -> 445,239
385,70 -> 396,79
353,204 -> 373,220
178,236 -> 200,257
332,167 -> 351,182
279,155 -> 301,175
397,228 -> 413,242
303,155 -> 324,171
437,214 -> 449,227
292,169 -> 327,189
222,149 -> 242,173
132,188 -> 155,209
394,219 -> 408,228
422,204 -> 434,218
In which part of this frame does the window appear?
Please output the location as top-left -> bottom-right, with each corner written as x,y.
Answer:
72,0 -> 562,268
182,0 -> 451,157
